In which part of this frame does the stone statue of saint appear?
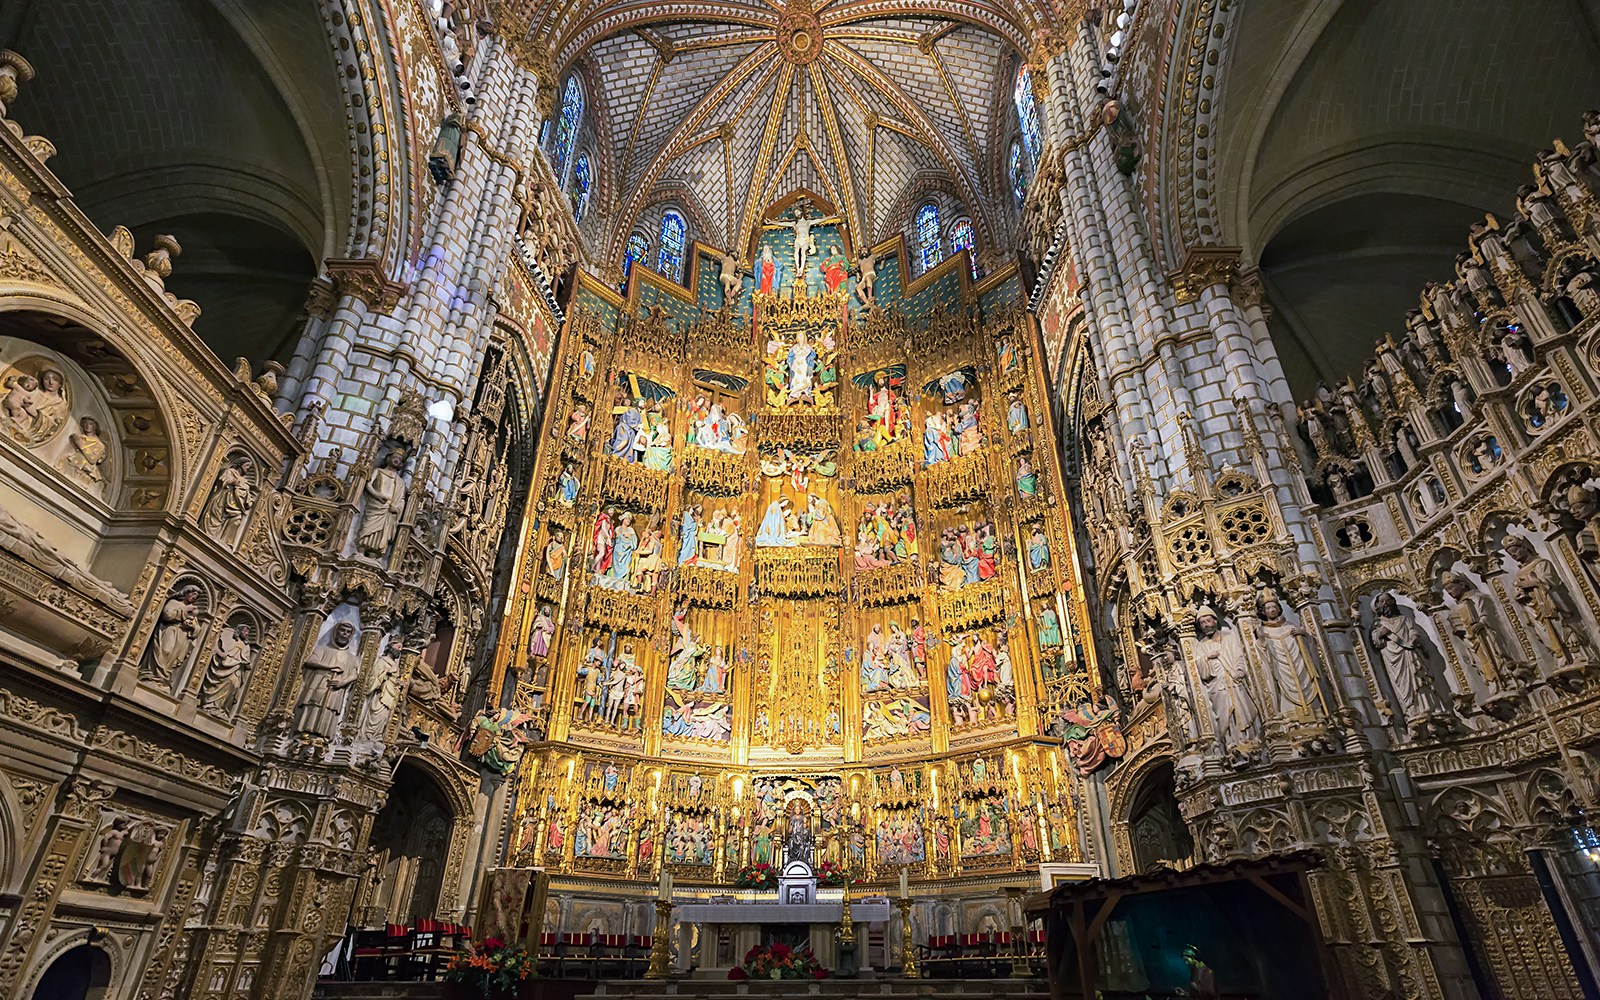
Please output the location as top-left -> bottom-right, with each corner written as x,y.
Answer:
1442,572 -> 1520,690
59,416 -> 107,493
1368,592 -> 1448,732
204,456 -> 258,547
1256,592 -> 1326,722
1502,535 -> 1594,666
358,634 -> 405,741
143,585 -> 202,684
357,449 -> 407,558
785,807 -> 814,867
199,621 -> 257,716
293,620 -> 361,739
1192,605 -> 1261,747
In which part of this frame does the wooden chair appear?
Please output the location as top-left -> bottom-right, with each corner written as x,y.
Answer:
345,928 -> 388,980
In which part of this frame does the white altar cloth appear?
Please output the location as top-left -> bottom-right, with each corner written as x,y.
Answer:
670,900 -> 894,973
674,901 -> 891,924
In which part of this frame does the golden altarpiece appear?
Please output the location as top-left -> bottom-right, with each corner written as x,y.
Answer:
488,217 -> 1102,916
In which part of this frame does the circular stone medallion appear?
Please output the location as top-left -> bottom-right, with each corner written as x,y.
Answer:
778,6 -> 824,65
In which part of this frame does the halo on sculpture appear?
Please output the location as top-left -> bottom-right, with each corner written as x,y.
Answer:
692,369 -> 749,392
922,364 -> 977,398
0,353 -> 71,446
615,371 -> 675,401
851,363 -> 906,389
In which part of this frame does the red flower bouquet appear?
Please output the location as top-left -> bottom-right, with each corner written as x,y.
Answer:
728,942 -> 831,981
443,937 -> 536,993
814,860 -> 849,887
733,862 -> 779,889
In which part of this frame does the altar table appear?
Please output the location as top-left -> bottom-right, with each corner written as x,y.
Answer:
671,900 -> 893,976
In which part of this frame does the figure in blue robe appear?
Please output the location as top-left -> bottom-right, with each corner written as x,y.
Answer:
1037,608 -> 1062,647
754,499 -> 794,547
1007,397 -> 1029,434
923,413 -> 951,466
939,370 -> 968,404
608,403 -> 641,460
1028,528 -> 1051,571
557,465 -> 580,504
609,518 -> 638,585
961,538 -> 980,585
662,706 -> 691,737
677,506 -> 699,565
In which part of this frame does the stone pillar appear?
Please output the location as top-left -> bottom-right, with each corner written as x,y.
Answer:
0,780 -> 113,996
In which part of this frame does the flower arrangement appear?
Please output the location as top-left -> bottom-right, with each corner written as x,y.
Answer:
727,942 -> 830,981
814,860 -> 849,887
733,862 -> 779,889
442,937 -> 537,993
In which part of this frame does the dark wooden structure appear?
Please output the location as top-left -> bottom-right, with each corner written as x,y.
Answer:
1024,851 -> 1330,1000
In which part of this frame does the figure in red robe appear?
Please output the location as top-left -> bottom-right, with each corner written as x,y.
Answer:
820,250 -> 848,293
758,245 -> 778,293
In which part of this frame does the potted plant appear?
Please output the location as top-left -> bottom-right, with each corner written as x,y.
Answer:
442,937 -> 537,999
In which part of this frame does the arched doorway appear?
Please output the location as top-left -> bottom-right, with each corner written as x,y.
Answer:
31,944 -> 112,1000
1126,762 -> 1195,873
367,761 -> 457,924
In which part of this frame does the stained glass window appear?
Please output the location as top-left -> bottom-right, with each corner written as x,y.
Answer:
624,233 -> 649,282
573,153 -> 592,222
949,218 -> 977,280
657,210 -> 686,282
1009,142 -> 1027,208
553,76 -> 583,177
917,203 -> 943,272
1015,67 -> 1042,167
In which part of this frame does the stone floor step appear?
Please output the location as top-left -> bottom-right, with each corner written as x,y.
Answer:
579,979 -> 1050,1000
311,983 -> 447,1000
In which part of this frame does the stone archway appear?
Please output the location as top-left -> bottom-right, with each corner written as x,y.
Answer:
366,761 -> 459,925
30,944 -> 112,1000
1124,761 -> 1195,874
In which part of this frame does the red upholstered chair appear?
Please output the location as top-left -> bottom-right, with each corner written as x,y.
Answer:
370,923 -> 410,979
347,929 -> 389,980
408,919 -> 454,980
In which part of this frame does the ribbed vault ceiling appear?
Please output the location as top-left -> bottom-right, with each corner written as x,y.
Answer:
518,0 -> 1033,256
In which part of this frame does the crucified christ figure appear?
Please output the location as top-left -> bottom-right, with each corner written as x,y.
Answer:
763,204 -> 841,286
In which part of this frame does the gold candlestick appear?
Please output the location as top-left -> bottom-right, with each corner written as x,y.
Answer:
839,891 -> 855,946
895,897 -> 918,979
644,899 -> 674,980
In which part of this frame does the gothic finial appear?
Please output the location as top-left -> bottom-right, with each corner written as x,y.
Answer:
0,51 -> 34,120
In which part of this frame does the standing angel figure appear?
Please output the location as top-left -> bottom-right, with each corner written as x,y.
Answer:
763,205 -> 841,288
